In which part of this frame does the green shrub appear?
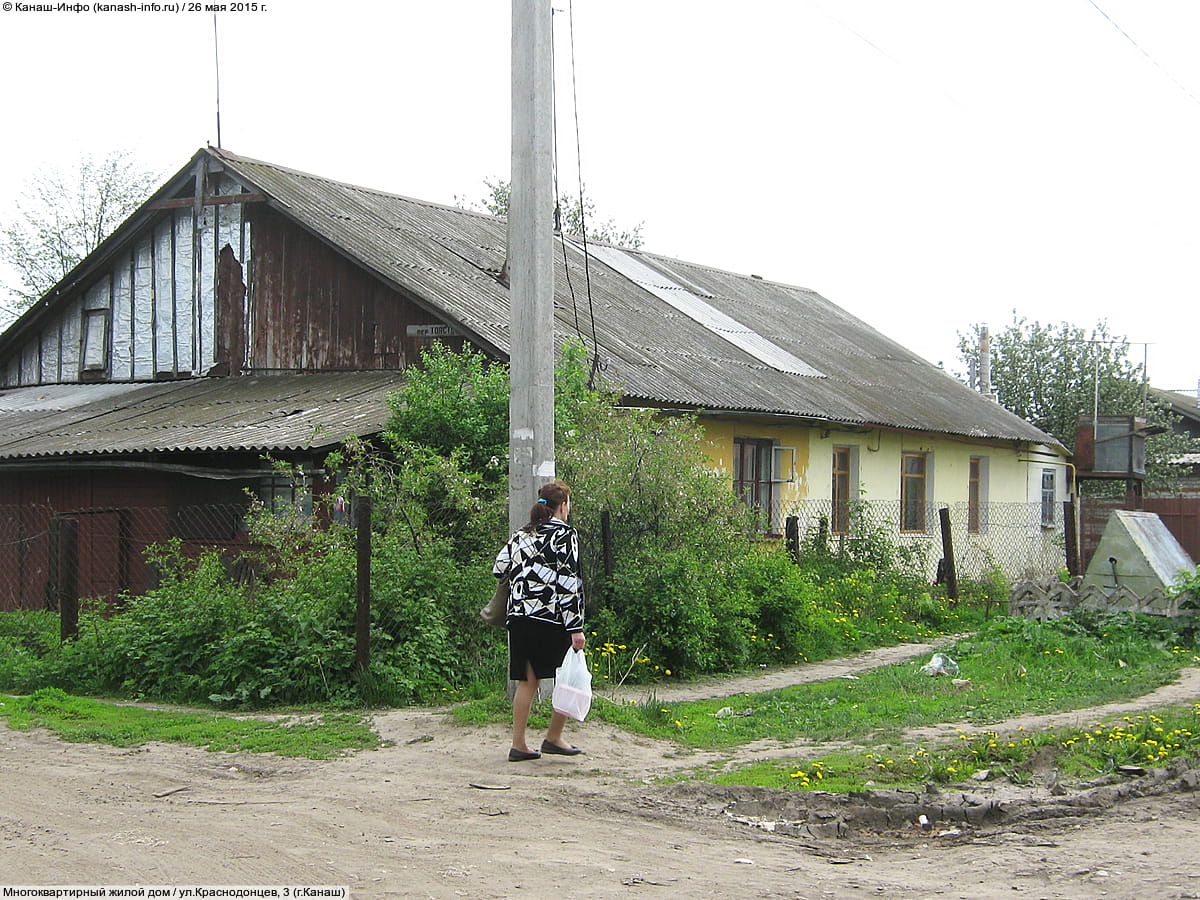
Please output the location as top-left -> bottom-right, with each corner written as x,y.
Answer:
0,342 -> 999,706
0,610 -> 59,692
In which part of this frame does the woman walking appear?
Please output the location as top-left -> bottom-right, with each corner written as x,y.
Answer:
494,480 -> 587,762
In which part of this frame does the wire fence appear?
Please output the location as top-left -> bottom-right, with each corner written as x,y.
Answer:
777,499 -> 1068,582
0,502 -> 254,615
0,496 -> 1072,664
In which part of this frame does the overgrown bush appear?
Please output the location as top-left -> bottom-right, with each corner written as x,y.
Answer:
0,342 -> 999,704
2,478 -> 508,707
0,610 -> 59,691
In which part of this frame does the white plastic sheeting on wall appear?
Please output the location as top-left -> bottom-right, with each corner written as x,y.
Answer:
112,260 -> 133,377
3,170 -> 253,386
174,210 -> 195,375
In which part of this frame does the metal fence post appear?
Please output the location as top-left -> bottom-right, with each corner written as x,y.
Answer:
355,494 -> 372,671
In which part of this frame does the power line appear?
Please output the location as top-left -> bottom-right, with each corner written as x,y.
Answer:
1086,0 -> 1200,108
549,8 -> 589,366
566,0 -> 604,387
550,0 -> 605,388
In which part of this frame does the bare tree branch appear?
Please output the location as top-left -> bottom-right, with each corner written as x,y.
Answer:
0,150 -> 159,316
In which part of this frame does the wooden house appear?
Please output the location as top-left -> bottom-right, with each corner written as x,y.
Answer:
0,147 -> 1068,608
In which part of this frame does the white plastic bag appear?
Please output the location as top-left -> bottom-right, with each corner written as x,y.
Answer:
552,648 -> 592,722
918,652 -> 959,677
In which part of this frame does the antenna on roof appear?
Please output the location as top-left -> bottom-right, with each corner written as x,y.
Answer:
213,14 -> 223,148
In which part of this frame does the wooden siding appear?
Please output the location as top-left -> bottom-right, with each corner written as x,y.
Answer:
0,470 -> 168,610
0,469 -> 254,611
245,205 -> 451,372
215,245 -> 247,375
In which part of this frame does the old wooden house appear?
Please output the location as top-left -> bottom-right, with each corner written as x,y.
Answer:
0,147 -> 1067,609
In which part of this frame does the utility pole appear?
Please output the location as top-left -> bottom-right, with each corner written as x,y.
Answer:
508,0 -> 556,531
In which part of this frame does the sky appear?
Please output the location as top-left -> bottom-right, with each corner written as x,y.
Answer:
0,0 -> 1197,394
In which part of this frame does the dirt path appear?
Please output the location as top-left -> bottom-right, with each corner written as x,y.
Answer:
3,640 -> 1200,899
607,635 -> 966,705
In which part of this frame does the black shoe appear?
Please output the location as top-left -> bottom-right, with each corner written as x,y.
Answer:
508,747 -> 541,762
540,739 -> 583,756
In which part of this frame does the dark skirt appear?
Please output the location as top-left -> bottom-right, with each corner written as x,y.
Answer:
508,616 -> 572,681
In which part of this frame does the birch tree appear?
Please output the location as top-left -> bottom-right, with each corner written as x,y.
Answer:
957,315 -> 1197,492
0,150 -> 159,320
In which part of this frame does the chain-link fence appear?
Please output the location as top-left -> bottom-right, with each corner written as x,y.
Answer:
0,497 -> 1068,613
776,498 -> 1067,582
0,502 -> 253,615
0,496 -> 1068,672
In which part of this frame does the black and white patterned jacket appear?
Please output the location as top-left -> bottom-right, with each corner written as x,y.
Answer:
493,518 -> 584,632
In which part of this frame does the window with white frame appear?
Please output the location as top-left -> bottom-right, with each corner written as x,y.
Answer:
1040,469 -> 1057,528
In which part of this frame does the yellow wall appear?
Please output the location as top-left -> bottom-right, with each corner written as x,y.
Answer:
698,417 -> 812,511
695,416 -> 1071,579
698,417 -> 1047,506
808,429 -> 1036,505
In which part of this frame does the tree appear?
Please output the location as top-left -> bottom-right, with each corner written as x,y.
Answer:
0,150 -> 159,317
458,177 -> 644,249
957,315 -> 1198,492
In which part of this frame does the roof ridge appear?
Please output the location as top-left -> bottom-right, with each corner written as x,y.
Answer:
208,146 -> 502,223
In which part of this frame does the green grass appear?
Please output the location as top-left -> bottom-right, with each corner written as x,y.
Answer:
589,615 -> 1189,749
0,688 -> 387,759
704,702 -> 1200,793
453,613 -> 1200,794
6,611 -> 1199,795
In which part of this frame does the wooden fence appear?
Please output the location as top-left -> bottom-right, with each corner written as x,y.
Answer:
1080,496 -> 1200,570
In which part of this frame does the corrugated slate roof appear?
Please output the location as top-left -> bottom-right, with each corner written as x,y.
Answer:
209,149 -> 1057,447
0,372 -> 402,460
1150,387 -> 1200,426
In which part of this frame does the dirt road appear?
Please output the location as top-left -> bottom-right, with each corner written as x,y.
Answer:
3,640 -> 1199,899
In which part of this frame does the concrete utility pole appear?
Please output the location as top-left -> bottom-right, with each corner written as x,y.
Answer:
508,0 -> 557,531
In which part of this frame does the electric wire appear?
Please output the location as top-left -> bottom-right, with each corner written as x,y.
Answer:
562,0 -> 605,388
1086,0 -> 1200,108
549,11 -> 588,361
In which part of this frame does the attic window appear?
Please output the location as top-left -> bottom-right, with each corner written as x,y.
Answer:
81,309 -> 109,373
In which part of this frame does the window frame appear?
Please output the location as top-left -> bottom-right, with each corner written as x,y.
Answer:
968,456 -> 989,534
81,307 -> 110,374
1040,468 -> 1057,528
900,451 -> 928,533
258,473 -> 314,518
734,437 -> 776,532
831,445 -> 854,535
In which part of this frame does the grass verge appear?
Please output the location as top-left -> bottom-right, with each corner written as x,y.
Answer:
704,702 -> 1200,792
452,612 -> 1200,792
0,688 -> 387,759
589,614 -> 1193,747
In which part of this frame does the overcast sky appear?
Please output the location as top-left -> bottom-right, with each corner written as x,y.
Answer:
0,0 -> 1197,393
